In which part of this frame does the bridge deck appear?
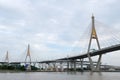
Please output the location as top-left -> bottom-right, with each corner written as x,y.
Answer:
58,44 -> 120,60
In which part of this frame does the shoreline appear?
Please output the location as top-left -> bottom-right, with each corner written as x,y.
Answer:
0,70 -> 120,73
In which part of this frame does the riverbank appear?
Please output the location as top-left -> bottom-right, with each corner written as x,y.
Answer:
0,70 -> 120,73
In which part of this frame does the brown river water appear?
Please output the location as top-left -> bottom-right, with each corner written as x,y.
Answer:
0,72 -> 120,80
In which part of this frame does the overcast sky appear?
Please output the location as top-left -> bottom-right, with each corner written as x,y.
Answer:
0,0 -> 120,66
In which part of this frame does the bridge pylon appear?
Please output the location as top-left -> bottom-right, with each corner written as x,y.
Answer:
5,51 -> 9,64
25,44 -> 32,70
87,15 -> 102,71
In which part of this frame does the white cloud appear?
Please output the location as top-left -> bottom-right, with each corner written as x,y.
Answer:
0,0 -> 119,65
0,0 -> 33,14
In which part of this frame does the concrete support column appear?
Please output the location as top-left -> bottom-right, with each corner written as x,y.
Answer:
41,63 -> 44,70
80,59 -> 84,71
53,63 -> 58,71
73,60 -> 76,71
67,60 -> 69,71
60,62 -> 63,72
38,63 -> 41,70
47,63 -> 50,71
45,63 -> 48,71
70,61 -> 73,70
33,62 -> 36,67
56,64 -> 58,72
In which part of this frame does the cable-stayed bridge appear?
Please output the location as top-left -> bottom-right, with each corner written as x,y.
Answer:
1,15 -> 120,72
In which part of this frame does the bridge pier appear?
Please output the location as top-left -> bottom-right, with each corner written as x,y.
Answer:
47,63 -> 50,71
53,62 -> 58,71
73,60 -> 76,71
95,54 -> 102,71
60,62 -> 63,72
38,63 -> 42,70
67,60 -> 70,71
70,61 -> 73,70
68,60 -> 77,71
80,59 -> 84,71
44,63 -> 48,71
41,63 -> 44,71
33,62 -> 36,67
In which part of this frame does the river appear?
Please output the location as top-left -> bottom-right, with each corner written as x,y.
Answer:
0,72 -> 120,80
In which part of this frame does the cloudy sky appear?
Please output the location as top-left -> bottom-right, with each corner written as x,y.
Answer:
0,0 -> 120,66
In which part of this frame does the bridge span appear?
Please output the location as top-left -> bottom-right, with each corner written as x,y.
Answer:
58,44 -> 120,60
1,15 -> 120,72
